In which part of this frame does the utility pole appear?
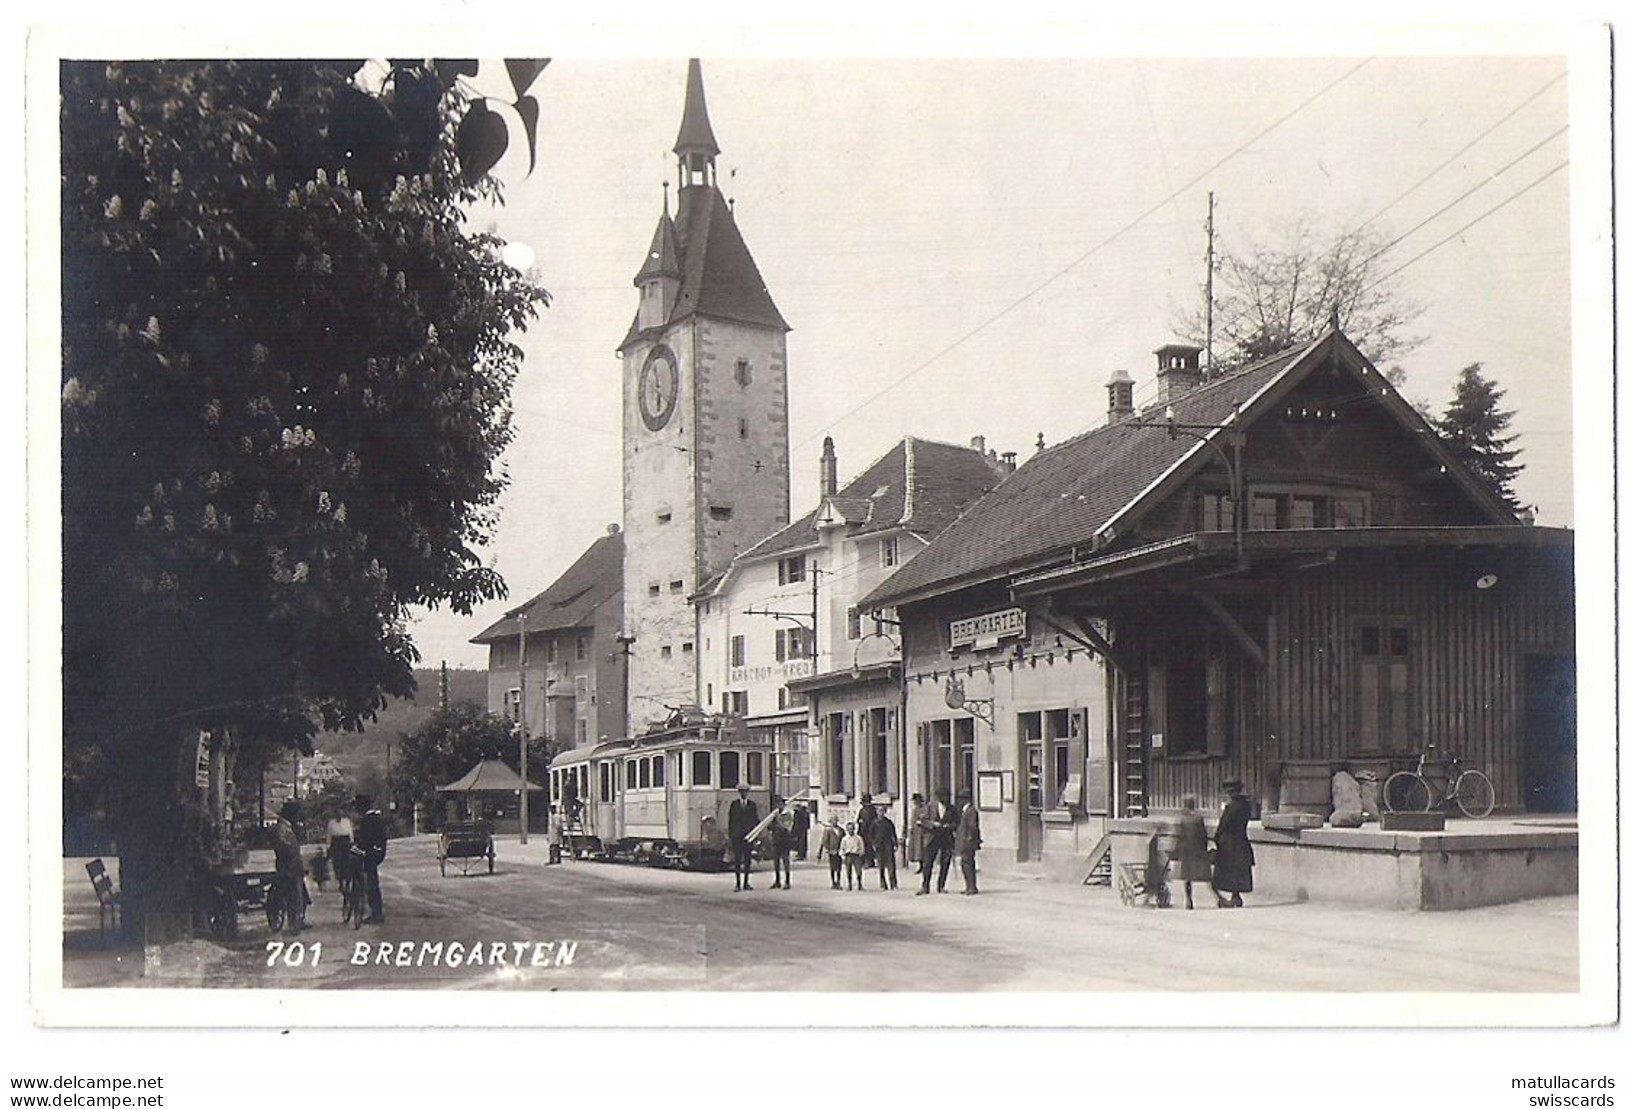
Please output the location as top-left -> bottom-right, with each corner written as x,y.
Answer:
1204,190 -> 1216,377
518,611 -> 530,844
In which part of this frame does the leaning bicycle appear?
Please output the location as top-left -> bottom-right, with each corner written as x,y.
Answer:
341,846 -> 367,930
1382,745 -> 1495,818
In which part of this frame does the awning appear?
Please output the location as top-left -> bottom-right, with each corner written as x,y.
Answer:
786,662 -> 899,694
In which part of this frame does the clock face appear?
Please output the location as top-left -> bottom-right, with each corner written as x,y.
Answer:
639,348 -> 679,431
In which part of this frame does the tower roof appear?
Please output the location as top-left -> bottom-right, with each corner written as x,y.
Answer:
673,58 -> 721,158
634,212 -> 682,285
620,183 -> 789,345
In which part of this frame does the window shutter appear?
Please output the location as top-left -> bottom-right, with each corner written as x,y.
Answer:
775,629 -> 786,662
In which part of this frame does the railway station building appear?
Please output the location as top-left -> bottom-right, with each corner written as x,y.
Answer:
863,330 -> 1576,891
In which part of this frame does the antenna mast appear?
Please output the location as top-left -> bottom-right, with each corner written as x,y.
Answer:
1204,191 -> 1216,377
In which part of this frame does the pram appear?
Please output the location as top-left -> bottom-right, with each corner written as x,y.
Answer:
1117,831 -> 1172,908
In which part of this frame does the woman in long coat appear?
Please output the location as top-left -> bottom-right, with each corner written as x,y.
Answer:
1170,795 -> 1215,910
1212,778 -> 1256,908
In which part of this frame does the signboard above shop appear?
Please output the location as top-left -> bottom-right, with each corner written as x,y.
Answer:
949,607 -> 1027,651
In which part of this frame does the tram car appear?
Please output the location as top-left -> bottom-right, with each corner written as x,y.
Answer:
547,708 -> 773,871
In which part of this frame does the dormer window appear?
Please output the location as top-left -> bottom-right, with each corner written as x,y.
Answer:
880,537 -> 900,567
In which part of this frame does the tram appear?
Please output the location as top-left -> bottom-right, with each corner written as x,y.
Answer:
547,708 -> 773,870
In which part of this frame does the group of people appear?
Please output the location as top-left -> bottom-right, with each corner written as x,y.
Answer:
1155,778 -> 1255,909
725,785 -> 981,896
268,794 -> 390,932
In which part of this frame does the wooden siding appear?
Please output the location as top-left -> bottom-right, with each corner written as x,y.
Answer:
1125,544 -> 1573,813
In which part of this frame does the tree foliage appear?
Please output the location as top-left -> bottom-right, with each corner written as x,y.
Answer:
60,59 -> 547,918
1182,221 -> 1423,379
1434,363 -> 1524,510
394,702 -> 556,819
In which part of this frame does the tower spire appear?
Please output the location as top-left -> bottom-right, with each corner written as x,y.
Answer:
673,58 -> 720,190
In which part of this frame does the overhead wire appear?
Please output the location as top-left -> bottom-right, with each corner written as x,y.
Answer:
791,56 -> 1378,453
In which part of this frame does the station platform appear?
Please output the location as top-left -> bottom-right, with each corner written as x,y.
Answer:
1106,814 -> 1579,910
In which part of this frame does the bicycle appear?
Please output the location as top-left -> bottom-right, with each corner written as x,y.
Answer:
1382,745 -> 1496,818
341,847 -> 367,930
265,873 -> 308,933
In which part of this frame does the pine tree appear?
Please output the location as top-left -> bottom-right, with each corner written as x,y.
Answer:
1436,363 -> 1524,510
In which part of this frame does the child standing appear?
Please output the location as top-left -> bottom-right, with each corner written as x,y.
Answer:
840,822 -> 866,890
817,817 -> 844,889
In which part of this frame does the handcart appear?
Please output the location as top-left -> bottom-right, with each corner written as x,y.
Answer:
195,867 -> 278,940
438,819 -> 496,876
1117,832 -> 1172,908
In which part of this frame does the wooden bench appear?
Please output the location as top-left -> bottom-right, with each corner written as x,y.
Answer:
84,859 -> 122,943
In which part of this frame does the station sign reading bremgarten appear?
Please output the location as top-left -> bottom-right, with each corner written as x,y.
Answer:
949,607 -> 1027,650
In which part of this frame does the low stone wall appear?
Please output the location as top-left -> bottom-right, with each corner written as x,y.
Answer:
1108,818 -> 1578,911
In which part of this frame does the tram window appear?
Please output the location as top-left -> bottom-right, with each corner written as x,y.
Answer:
653,757 -> 665,788
639,757 -> 651,789
746,750 -> 764,787
598,762 -> 612,801
692,750 -> 713,786
720,751 -> 741,789
671,752 -> 684,787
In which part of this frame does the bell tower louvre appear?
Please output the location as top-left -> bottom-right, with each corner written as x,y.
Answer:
618,59 -> 792,732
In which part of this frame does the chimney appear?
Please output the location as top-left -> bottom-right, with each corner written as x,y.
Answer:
970,434 -> 987,455
820,436 -> 839,497
1155,344 -> 1203,404
1107,370 -> 1136,424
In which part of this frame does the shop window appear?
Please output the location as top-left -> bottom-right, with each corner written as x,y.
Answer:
1046,707 -> 1075,808
923,718 -> 974,797
720,750 -> 741,789
863,706 -> 898,796
1018,711 -> 1044,810
825,713 -> 851,796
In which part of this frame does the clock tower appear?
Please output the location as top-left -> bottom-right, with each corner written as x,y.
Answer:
619,59 -> 791,732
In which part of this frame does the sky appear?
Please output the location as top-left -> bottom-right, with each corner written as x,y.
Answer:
405,30 -> 1599,670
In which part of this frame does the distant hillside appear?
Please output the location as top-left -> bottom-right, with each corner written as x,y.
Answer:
316,667 -> 489,786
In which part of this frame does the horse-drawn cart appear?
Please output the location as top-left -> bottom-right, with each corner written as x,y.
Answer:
438,819 -> 495,877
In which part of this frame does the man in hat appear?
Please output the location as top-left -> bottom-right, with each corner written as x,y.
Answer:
916,787 -> 958,895
954,788 -> 982,895
353,794 -> 389,923
726,784 -> 759,892
1212,778 -> 1256,908
857,792 -> 879,867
